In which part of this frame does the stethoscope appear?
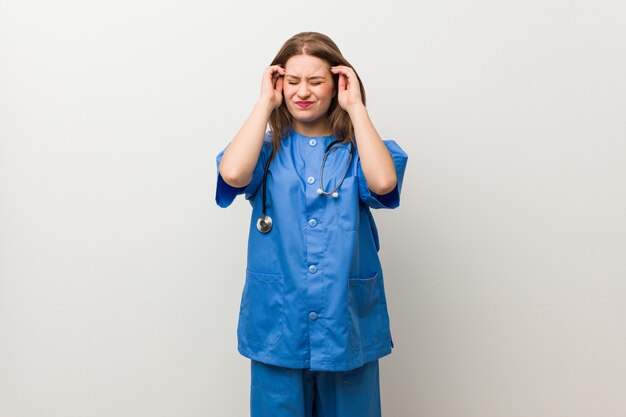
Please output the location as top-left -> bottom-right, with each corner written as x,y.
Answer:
257,139 -> 354,233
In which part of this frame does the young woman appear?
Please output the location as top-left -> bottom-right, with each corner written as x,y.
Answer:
215,31 -> 408,417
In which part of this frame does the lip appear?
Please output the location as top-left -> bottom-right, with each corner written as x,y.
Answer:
295,101 -> 313,108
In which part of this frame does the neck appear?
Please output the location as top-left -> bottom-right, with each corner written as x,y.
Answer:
292,119 -> 331,137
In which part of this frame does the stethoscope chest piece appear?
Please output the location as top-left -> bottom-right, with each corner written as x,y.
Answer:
256,214 -> 272,233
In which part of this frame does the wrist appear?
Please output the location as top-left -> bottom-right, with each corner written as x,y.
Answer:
254,99 -> 275,117
346,102 -> 367,117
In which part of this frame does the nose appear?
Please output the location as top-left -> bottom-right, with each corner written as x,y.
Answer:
297,82 -> 310,99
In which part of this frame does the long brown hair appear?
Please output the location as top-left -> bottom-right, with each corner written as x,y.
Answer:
268,32 -> 366,157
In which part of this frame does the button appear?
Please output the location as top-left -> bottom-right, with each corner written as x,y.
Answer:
308,218 -> 317,227
308,312 -> 318,320
307,176 -> 315,184
308,139 -> 317,147
308,265 -> 318,274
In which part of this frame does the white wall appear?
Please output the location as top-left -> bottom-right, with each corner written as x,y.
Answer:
1,0 -> 625,416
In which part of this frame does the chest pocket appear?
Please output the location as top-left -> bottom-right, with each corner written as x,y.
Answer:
334,176 -> 360,231
320,143 -> 359,231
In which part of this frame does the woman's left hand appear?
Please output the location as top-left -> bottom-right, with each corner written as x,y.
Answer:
331,65 -> 364,112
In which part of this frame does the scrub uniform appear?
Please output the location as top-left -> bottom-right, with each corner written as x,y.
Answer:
215,128 -> 408,416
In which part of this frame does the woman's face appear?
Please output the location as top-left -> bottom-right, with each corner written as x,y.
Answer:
282,54 -> 335,135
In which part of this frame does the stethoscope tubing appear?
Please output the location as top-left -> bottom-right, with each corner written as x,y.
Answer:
257,139 -> 354,233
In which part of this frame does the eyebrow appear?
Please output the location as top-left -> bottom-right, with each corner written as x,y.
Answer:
284,74 -> 326,80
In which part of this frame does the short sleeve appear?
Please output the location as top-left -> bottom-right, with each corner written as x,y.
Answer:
356,140 -> 408,209
215,133 -> 273,208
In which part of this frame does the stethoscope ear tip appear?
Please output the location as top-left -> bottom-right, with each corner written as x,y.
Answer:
317,188 -> 339,198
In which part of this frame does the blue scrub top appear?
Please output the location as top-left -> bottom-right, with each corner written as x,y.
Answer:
215,128 -> 408,371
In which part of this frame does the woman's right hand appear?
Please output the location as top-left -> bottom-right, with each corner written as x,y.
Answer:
259,65 -> 285,110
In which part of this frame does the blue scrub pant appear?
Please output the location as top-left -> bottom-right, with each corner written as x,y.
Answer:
250,359 -> 382,417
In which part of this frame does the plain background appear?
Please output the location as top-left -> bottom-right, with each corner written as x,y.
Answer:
1,0 -> 625,416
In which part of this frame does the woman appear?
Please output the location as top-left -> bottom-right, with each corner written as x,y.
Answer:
216,31 -> 408,417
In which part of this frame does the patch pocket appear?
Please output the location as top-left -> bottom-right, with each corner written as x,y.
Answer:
240,269 -> 285,347
335,176 -> 360,232
348,271 -> 383,350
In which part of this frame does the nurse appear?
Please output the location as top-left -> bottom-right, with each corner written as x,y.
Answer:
215,32 -> 408,417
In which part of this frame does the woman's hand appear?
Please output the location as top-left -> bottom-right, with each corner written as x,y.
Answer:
259,65 -> 285,110
330,65 -> 364,113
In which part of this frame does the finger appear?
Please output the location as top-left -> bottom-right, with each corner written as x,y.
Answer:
266,65 -> 284,80
331,65 -> 356,80
330,66 -> 343,76
270,65 -> 285,75
275,76 -> 283,93
271,67 -> 284,87
331,65 -> 351,73
338,73 -> 346,91
335,68 -> 360,92
332,69 -> 349,91
264,68 -> 275,88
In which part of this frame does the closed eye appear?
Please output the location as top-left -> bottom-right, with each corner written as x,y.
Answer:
288,81 -> 322,86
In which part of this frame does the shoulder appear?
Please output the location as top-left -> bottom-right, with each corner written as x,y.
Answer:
262,129 -> 293,151
260,131 -> 274,150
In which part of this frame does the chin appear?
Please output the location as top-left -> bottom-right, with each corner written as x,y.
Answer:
293,116 -> 323,124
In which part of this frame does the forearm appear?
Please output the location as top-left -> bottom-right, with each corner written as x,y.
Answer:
348,104 -> 397,195
219,100 -> 273,188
